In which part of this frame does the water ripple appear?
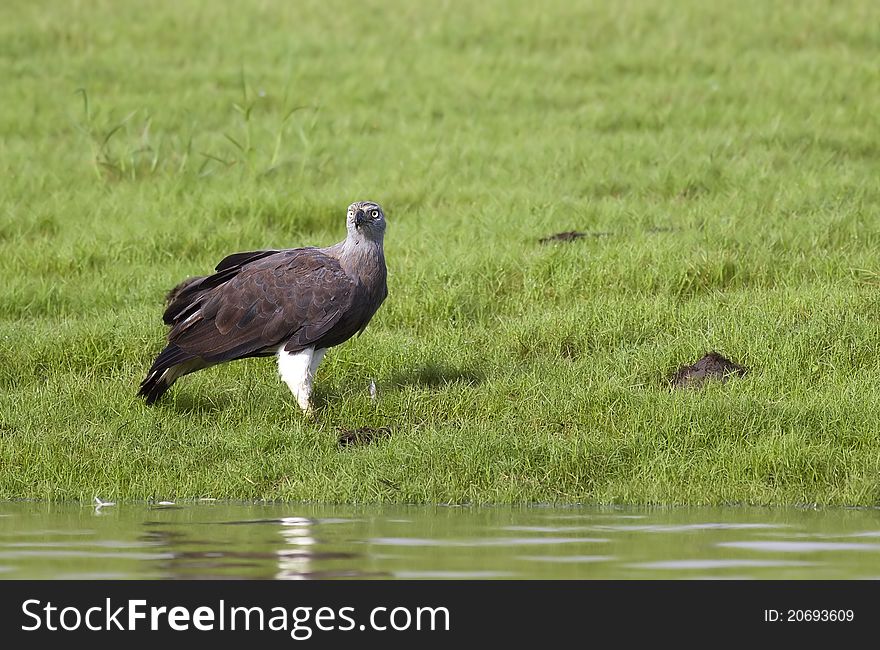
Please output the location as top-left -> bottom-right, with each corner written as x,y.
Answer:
631,559 -> 818,569
518,555 -> 613,564
368,537 -> 609,547
1,540 -> 159,549
0,550 -> 174,560
4,503 -> 880,579
394,571 -> 516,578
719,541 -> 880,552
594,523 -> 784,533
502,526 -> 594,533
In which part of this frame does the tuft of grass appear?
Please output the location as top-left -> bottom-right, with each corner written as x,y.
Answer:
1,0 -> 880,505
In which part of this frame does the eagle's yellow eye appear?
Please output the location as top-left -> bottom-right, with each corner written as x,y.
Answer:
371,210 -> 379,219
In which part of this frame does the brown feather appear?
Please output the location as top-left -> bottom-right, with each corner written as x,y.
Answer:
166,249 -> 360,362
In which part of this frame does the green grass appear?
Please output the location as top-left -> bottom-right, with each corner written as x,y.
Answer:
1,0 -> 879,505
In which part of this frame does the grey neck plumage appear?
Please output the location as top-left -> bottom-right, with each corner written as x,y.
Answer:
326,234 -> 386,282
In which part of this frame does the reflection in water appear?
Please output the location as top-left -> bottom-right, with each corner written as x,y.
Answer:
1,503 -> 880,579
133,516 -> 370,579
276,517 -> 315,580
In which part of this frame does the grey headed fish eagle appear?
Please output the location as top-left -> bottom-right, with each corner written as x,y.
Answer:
138,201 -> 388,413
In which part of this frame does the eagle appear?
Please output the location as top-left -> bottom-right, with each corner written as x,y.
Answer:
138,200 -> 388,413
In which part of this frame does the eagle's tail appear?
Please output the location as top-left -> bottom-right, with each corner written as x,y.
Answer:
138,344 -> 204,405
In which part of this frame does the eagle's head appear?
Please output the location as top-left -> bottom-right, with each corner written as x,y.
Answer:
346,201 -> 386,242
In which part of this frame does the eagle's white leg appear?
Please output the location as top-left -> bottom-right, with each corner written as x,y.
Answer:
277,346 -> 324,413
309,348 -> 327,382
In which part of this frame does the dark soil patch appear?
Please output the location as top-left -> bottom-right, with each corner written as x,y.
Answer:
670,351 -> 748,388
338,426 -> 391,448
539,230 -> 586,243
538,230 -> 613,244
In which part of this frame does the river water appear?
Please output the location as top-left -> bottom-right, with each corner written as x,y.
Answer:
1,501 -> 879,579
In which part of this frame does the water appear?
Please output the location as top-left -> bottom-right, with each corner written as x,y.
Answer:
2,502 -> 880,579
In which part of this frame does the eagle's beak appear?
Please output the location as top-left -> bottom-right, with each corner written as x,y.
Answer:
354,210 -> 367,227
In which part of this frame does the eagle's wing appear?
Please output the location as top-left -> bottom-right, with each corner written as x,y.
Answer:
214,249 -> 280,272
163,249 -> 281,325
166,248 -> 355,362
